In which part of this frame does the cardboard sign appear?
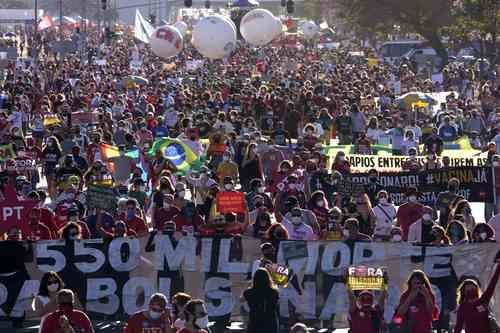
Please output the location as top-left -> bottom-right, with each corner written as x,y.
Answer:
72,111 -> 99,125
216,191 -> 246,213
0,185 -> 37,234
347,266 -> 385,291
86,185 -> 118,212
6,157 -> 36,172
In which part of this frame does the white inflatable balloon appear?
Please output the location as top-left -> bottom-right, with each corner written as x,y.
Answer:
240,9 -> 279,46
302,21 -> 319,39
149,25 -> 183,59
192,15 -> 236,59
174,21 -> 188,36
273,17 -> 283,39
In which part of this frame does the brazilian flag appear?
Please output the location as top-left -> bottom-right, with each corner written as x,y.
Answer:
148,138 -> 203,173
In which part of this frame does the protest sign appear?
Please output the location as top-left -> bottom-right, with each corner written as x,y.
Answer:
348,166 -> 494,205
347,266 -> 385,291
216,192 -> 246,213
71,111 -> 99,125
86,185 -> 118,212
6,157 -> 36,172
0,144 -> 15,161
0,185 -> 37,234
344,154 -> 488,172
0,237 -> 499,328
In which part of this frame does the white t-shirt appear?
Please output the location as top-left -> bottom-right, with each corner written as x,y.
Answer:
282,218 -> 316,240
372,204 -> 396,236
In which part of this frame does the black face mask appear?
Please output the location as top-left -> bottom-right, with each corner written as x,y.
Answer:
369,176 -> 377,183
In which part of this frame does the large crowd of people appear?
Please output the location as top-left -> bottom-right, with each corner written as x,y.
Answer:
1,15 -> 500,333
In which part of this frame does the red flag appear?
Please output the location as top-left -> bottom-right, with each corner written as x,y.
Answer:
38,16 -> 54,31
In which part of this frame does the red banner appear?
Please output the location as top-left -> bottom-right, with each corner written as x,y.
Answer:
216,191 -> 246,213
0,185 -> 37,234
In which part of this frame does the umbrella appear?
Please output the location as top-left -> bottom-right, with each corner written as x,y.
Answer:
395,92 -> 437,110
3,32 -> 16,38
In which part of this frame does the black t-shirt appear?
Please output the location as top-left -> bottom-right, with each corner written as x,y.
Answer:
421,221 -> 434,244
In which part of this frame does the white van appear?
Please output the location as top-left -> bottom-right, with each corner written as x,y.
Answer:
378,40 -> 424,64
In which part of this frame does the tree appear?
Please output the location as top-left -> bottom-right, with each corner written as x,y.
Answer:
443,0 -> 500,63
333,0 -> 455,65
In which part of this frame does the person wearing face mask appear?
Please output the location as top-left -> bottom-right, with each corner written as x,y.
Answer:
245,178 -> 273,211
124,293 -> 174,333
372,191 -> 396,240
347,285 -> 387,333
154,194 -> 181,231
42,137 -> 62,199
60,222 -> 84,241
128,178 -> 149,213
25,207 -> 52,240
435,178 -> 462,228
171,293 -> 192,330
282,207 -> 317,240
454,257 -> 500,333
242,268 -> 279,333
445,220 -> 469,245
396,187 -> 424,241
216,151 -> 239,187
33,271 -> 65,317
343,218 -> 372,242
471,223 -> 496,243
408,206 -> 437,244
321,207 -> 343,240
422,152 -> 442,170
402,147 -> 422,172
55,155 -> 83,189
365,169 -> 384,205
178,299 -> 210,333
275,176 -> 307,220
174,202 -> 204,235
331,151 -> 351,175
186,167 -> 217,205
307,191 -> 329,231
124,199 -> 148,236
40,289 -> 93,333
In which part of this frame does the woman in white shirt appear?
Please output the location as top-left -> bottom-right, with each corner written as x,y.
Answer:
366,117 -> 385,144
32,271 -> 65,318
371,190 -> 396,241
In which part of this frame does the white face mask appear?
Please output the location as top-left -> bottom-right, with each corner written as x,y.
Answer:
338,156 -> 345,161
149,310 -> 162,320
480,232 -> 488,240
343,229 -> 350,237
177,191 -> 185,199
257,186 -> 265,194
408,195 -> 417,203
289,184 -> 296,190
69,235 -> 78,241
378,198 -> 387,205
195,315 -> 209,329
422,214 -> 432,221
494,161 -> 500,167
47,283 -> 59,292
316,200 -> 324,207
391,234 -> 402,242
224,184 -> 233,190
163,202 -> 170,209
223,156 -> 230,161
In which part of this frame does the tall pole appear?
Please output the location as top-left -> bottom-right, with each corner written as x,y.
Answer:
59,0 -> 63,39
34,0 -> 38,63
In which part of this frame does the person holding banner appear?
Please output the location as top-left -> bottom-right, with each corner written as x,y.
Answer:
347,283 -> 387,333
454,257 -> 500,333
40,289 -> 93,333
394,270 -> 438,333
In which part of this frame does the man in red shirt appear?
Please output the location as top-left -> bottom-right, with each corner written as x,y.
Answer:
347,288 -> 386,333
124,293 -> 174,333
126,199 -> 149,236
396,187 -> 425,241
177,299 -> 210,333
154,194 -> 180,231
24,208 -> 52,240
40,289 -> 93,333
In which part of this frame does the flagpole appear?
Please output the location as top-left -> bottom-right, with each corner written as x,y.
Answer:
34,0 -> 38,64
